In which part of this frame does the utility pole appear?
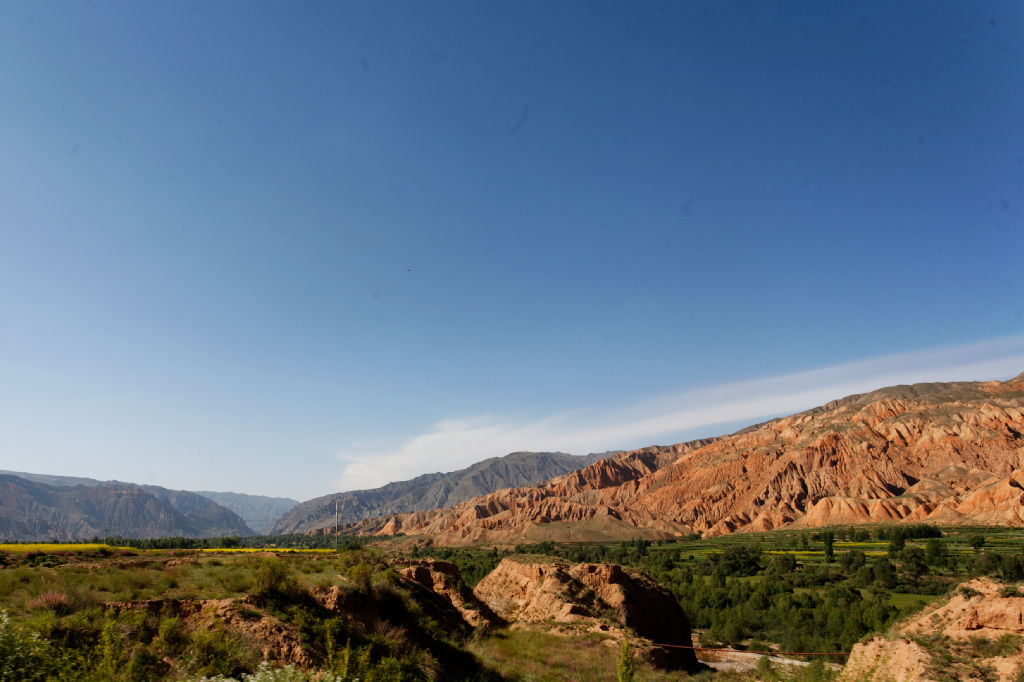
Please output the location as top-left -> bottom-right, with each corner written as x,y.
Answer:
335,499 -> 339,553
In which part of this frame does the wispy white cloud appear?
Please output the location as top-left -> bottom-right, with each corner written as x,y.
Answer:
335,334 -> 1024,492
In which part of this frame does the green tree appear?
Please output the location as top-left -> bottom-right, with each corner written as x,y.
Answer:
873,558 -> 898,588
1000,554 -> 1024,582
766,553 -> 797,580
900,546 -> 928,584
822,531 -> 835,563
887,529 -> 906,558
840,549 -> 866,571
616,639 -> 636,682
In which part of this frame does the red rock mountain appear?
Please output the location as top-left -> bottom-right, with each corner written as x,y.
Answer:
345,373 -> 1024,544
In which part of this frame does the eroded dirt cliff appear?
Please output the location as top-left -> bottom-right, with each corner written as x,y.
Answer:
842,577 -> 1024,681
472,557 -> 699,672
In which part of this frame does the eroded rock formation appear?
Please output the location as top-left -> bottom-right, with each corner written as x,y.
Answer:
473,558 -> 699,672
396,558 -> 501,629
842,577 -> 1024,681
346,375 -> 1024,543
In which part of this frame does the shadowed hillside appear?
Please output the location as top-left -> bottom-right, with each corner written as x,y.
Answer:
0,474 -> 254,540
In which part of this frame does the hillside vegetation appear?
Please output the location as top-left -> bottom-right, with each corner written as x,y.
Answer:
5,525 -> 1024,679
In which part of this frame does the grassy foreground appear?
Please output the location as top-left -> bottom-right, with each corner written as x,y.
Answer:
4,525 -> 1023,680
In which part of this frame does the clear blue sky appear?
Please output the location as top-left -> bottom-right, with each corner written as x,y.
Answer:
2,2 -> 1022,500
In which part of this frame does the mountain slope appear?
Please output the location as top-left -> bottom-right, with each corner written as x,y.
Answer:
272,451 -> 610,535
193,491 -> 299,534
0,474 -> 255,540
0,470 -> 292,535
345,374 -> 1024,544
0,471 -> 122,488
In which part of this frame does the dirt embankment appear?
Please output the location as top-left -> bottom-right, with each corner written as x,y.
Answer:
395,558 -> 502,629
112,597 -> 313,669
472,557 -> 699,672
842,577 -> 1024,681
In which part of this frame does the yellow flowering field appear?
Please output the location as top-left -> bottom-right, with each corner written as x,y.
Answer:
0,543 -> 132,553
198,547 -> 334,554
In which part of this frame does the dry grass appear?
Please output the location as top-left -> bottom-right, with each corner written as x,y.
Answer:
468,628 -> 686,681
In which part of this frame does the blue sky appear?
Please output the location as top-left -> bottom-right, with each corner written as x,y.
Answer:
1,2 -> 1022,501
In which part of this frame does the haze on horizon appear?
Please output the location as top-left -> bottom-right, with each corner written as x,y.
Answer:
1,2 -> 1021,501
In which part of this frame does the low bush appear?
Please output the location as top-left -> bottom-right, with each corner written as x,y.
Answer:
0,610 -> 62,681
250,558 -> 299,599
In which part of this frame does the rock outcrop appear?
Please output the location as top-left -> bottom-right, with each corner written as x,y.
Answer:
473,558 -> 699,672
840,637 -> 934,682
842,577 -> 1024,681
344,374 -> 1024,543
396,559 -> 501,629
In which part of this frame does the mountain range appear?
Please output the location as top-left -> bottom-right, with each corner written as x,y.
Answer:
191,491 -> 299,534
0,470 -> 303,537
4,372 -> 1022,543
0,474 -> 255,541
270,451 -> 610,534
0,451 -> 610,541
342,372 -> 1024,545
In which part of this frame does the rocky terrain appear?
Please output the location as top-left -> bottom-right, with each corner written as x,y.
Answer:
273,451 -> 609,535
0,474 -> 254,540
396,558 -> 502,629
346,373 -> 1024,544
473,557 -> 699,671
842,577 -> 1024,681
34,550 -> 697,678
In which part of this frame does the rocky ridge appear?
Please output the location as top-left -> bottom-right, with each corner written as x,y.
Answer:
472,557 -> 699,671
396,558 -> 501,629
274,451 -> 609,535
0,470 -> 297,536
0,475 -> 255,540
344,374 -> 1024,544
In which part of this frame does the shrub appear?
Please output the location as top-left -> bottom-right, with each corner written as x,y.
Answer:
756,654 -> 779,681
616,639 -> 636,682
156,614 -> 188,655
958,585 -> 982,599
25,591 -> 72,615
0,610 -> 60,681
250,558 -> 299,599
969,633 -> 1023,658
186,621 -> 256,678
